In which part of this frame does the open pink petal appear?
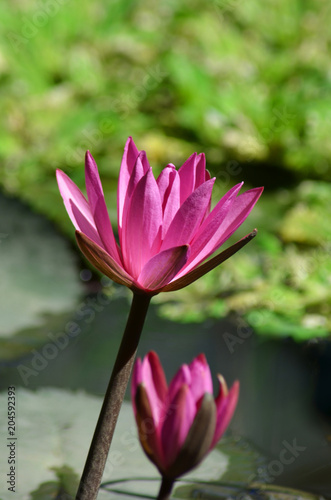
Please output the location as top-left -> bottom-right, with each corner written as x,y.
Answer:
161,385 -> 196,467
157,166 -> 180,238
85,151 -> 121,263
211,380 -> 239,448
161,170 -> 180,238
126,152 -> 150,204
178,182 -> 243,269
157,164 -> 176,206
161,179 -> 215,251
70,203 -> 104,247
178,153 -> 198,204
56,170 -> 92,228
56,170 -> 103,246
117,137 -> 139,231
162,229 -> 257,292
194,153 -> 206,189
122,169 -> 162,278
138,245 -> 189,291
181,186 -> 263,275
120,151 -> 150,246
188,354 -> 213,402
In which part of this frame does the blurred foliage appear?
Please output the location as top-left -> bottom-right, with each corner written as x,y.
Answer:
0,0 -> 330,340
157,181 -> 331,340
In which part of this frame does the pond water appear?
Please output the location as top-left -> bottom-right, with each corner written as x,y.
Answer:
1,193 -> 330,498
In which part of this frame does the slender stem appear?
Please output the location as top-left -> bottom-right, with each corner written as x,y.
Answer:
157,477 -> 175,500
76,292 -> 151,500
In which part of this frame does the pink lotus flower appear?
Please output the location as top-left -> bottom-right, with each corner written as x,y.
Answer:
132,351 -> 239,479
56,137 -> 263,295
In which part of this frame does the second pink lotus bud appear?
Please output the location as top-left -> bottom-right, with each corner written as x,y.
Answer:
131,351 -> 239,479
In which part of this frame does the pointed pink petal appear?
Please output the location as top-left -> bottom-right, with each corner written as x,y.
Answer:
161,384 -> 196,467
161,229 -> 257,292
165,393 -> 216,478
140,352 -> 168,426
161,179 -> 215,251
134,384 -> 165,470
157,164 -> 176,205
70,203 -> 104,247
120,151 -> 149,246
168,364 -> 191,401
188,354 -> 213,402
122,169 -> 162,278
85,151 -> 121,263
178,153 -> 197,204
181,186 -> 263,274
178,182 -> 243,271
56,169 -> 104,247
211,379 -> 239,448
126,152 -> 150,203
157,165 -> 180,238
117,137 -> 139,231
195,153 -> 206,189
162,172 -> 180,238
138,245 -> 189,291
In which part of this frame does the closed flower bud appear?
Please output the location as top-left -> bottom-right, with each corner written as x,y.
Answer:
131,351 -> 239,479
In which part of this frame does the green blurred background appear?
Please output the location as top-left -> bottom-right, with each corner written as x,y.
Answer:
1,0 -> 331,340
1,1 -> 331,497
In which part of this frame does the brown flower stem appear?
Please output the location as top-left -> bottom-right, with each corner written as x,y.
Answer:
75,292 -> 152,500
157,477 -> 175,500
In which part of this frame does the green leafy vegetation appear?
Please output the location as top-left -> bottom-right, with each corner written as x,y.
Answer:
0,0 -> 330,340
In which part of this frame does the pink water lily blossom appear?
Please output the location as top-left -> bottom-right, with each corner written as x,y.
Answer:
132,351 -> 239,479
56,137 -> 263,295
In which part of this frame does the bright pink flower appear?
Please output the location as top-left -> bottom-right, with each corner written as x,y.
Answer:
131,351 -> 239,479
56,137 -> 263,295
